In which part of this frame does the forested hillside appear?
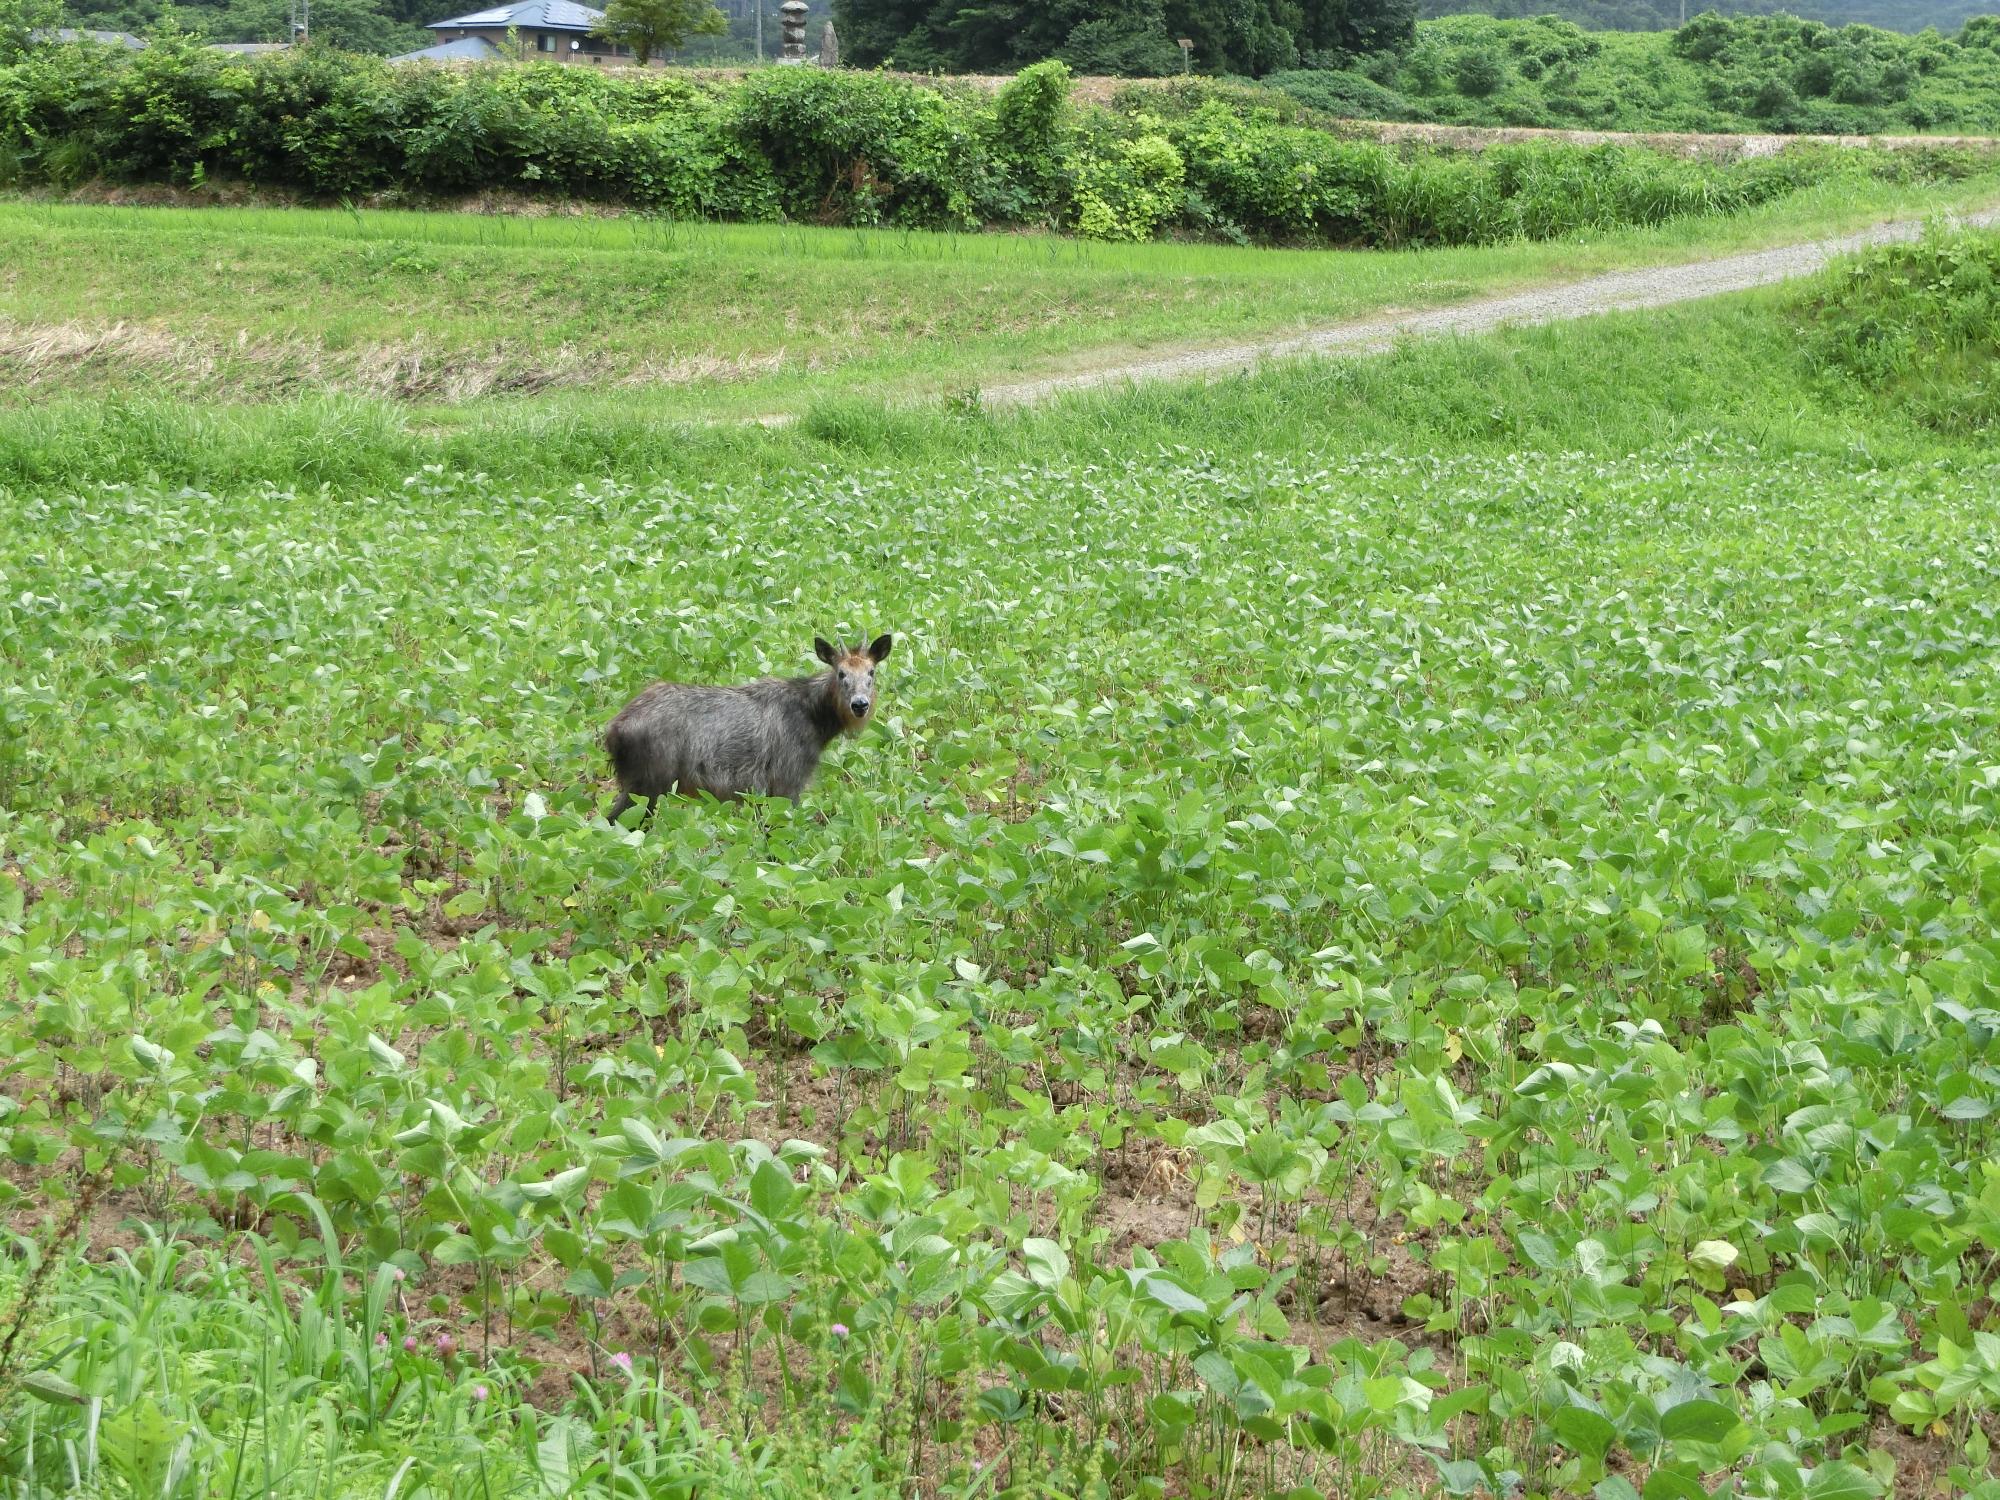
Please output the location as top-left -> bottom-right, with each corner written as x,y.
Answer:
50,0 -> 825,57
829,0 -> 1994,73
828,0 -> 1418,73
1269,13 -> 2000,134
1423,0 -> 1990,34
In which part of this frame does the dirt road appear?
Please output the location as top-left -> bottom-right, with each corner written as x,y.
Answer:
971,206 -> 1998,410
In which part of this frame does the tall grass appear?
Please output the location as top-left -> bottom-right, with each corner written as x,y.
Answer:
0,1233 -> 902,1498
1796,223 -> 2000,431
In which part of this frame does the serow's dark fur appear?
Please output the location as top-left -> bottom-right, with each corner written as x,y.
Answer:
605,634 -> 892,822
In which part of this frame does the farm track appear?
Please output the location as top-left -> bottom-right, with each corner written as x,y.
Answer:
957,204 -> 2000,411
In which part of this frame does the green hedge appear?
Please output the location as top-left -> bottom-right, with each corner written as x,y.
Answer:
0,41 -> 1984,245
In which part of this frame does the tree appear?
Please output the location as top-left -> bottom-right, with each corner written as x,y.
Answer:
1,0 -> 66,63
833,0 -> 1417,75
1453,42 -> 1504,92
592,0 -> 724,63
1060,13 -> 1184,75
1309,0 -> 1416,59
204,0 -> 426,51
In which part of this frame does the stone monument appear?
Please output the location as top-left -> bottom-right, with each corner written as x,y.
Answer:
818,18 -> 838,67
778,0 -> 808,62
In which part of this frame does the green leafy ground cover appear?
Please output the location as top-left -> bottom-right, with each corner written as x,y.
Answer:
2,236 -> 2000,1498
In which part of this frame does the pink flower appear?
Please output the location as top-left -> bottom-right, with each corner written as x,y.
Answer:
392,1268 -> 406,1283
402,1336 -> 417,1353
831,1322 -> 850,1338
473,1384 -> 489,1402
610,1351 -> 633,1374
436,1333 -> 456,1358
376,1332 -> 388,1348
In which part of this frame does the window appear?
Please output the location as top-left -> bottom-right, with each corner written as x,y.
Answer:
535,31 -> 554,50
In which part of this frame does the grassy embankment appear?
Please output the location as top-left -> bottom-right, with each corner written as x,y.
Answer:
0,165 -> 1995,435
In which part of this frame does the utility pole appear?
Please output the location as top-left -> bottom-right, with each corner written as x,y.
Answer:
756,0 -> 763,60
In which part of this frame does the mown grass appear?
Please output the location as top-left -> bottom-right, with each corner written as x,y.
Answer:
3,238 -> 1999,1499
4,167 -> 1998,414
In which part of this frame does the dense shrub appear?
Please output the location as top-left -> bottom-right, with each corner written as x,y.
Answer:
985,59 -> 1069,220
1262,65 -> 1419,119
730,67 -> 991,226
232,44 -> 410,194
1798,226 -> 2000,431
1453,44 -> 1507,95
1109,74 -> 1321,126
1058,12 -> 1184,77
1069,119 -> 1183,239
1167,98 -> 1388,239
1502,15 -> 1600,68
1273,11 -> 2000,134
0,41 -> 1986,246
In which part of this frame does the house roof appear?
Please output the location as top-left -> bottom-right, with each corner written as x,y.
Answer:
34,26 -> 298,52
41,26 -> 147,47
391,34 -> 504,60
426,0 -> 604,32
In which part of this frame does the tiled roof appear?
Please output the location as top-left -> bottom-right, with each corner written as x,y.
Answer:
391,34 -> 504,59
42,26 -> 146,47
427,0 -> 604,32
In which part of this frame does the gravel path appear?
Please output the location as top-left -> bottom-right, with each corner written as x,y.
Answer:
974,207 -> 1999,410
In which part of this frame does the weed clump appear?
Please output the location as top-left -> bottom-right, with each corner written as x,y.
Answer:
1797,224 -> 2000,432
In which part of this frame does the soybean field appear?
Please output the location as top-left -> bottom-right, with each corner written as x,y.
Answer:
4,375 -> 2000,1498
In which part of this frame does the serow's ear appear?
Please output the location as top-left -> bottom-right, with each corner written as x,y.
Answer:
815,637 -> 838,665
867,633 -> 893,662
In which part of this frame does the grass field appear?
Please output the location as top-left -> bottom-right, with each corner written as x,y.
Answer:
5,169 -> 1998,420
4,200 -> 2000,1499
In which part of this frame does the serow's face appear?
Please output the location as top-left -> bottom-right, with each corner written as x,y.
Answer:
835,653 -> 876,721
815,633 -> 893,728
